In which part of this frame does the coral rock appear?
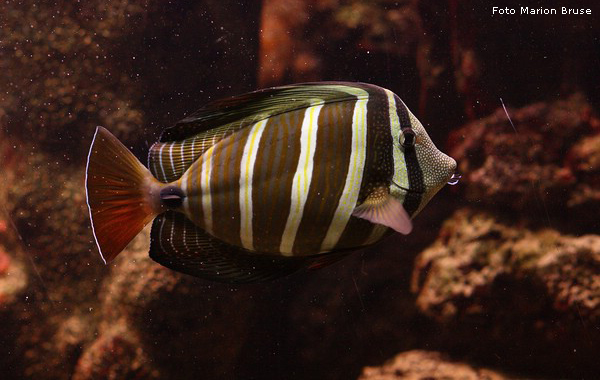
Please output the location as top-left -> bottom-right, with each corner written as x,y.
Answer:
359,350 -> 508,380
412,209 -> 600,324
449,94 -> 600,229
73,326 -> 159,380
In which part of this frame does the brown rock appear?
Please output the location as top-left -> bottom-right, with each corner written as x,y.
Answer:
258,0 -> 423,92
448,94 -> 600,229
359,350 -> 508,380
0,1 -> 262,377
0,248 -> 27,305
412,208 -> 600,324
73,325 -> 159,380
1,1 -> 598,379
71,227 -> 257,379
0,0 -> 146,156
410,208 -> 600,377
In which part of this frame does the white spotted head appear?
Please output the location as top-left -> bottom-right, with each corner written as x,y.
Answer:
387,92 -> 457,218
404,110 -> 457,216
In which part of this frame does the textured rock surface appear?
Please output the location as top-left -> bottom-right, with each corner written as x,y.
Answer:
0,0 -> 261,159
449,94 -> 600,231
409,96 -> 600,377
408,210 -> 600,377
413,209 -> 600,324
359,350 -> 508,380
0,139 -> 102,378
259,0 -> 423,87
0,0 -> 145,153
0,1 -> 262,379
73,325 -> 160,380
79,230 -> 257,379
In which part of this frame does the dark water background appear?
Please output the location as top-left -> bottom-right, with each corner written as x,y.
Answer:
0,0 -> 598,378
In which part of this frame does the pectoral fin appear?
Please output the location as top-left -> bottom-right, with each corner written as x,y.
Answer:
352,188 -> 413,235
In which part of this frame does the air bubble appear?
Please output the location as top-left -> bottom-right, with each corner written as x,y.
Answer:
448,173 -> 462,185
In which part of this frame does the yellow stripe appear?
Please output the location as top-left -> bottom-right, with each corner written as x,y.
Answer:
384,89 -> 408,202
320,88 -> 369,251
280,103 -> 323,255
194,140 -> 207,227
239,119 -> 268,250
174,142 -> 189,213
200,146 -> 214,234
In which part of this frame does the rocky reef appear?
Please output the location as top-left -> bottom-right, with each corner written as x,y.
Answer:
1,0 -> 598,379
404,92 -> 600,377
449,94 -> 600,230
359,350 -> 509,380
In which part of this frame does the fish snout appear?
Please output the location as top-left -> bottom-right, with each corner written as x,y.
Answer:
424,151 -> 457,192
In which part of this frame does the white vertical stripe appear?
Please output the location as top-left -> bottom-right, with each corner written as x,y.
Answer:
385,89 -> 409,198
239,119 -> 268,250
180,174 -> 189,215
158,215 -> 167,252
179,214 -> 189,252
191,136 -> 197,160
194,157 -> 202,226
170,213 -> 178,253
158,144 -> 168,181
180,140 -> 186,171
169,143 -> 176,176
179,141 -> 189,213
200,147 -> 214,234
320,92 -> 369,251
150,144 -> 160,182
280,103 -> 323,255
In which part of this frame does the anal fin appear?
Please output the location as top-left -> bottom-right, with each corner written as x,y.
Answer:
149,211 -> 312,283
307,251 -> 351,270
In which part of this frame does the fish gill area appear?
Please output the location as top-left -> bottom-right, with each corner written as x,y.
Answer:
0,1 -> 598,379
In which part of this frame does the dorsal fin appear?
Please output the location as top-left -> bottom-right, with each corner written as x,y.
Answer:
147,127 -> 229,183
159,82 -> 371,142
148,82 -> 373,182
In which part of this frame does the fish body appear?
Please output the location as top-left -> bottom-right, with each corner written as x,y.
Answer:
86,82 -> 457,283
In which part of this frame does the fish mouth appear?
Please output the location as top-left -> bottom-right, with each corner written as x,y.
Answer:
391,180 -> 424,195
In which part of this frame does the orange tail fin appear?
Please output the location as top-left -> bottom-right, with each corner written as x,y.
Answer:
85,126 -> 159,263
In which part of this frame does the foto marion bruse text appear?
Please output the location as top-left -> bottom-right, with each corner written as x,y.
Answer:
492,7 -> 592,15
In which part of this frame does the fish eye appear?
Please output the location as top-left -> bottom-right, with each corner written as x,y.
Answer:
400,127 -> 416,148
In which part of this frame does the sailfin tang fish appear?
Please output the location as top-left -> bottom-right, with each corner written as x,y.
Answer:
85,82 -> 457,283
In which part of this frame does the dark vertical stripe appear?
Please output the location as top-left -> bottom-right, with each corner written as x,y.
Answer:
394,95 -> 424,216
210,128 -> 249,247
293,100 -> 356,254
184,155 -> 204,228
163,143 -> 176,182
149,144 -> 167,183
334,84 -> 393,249
209,138 -> 228,240
228,128 -> 245,246
252,109 -> 304,253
